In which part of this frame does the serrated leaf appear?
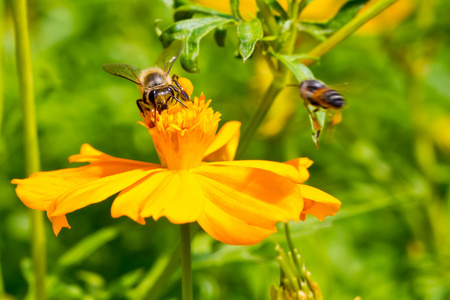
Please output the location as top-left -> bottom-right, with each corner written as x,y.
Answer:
237,18 -> 263,62
160,16 -> 235,72
57,227 -> 120,270
270,52 -> 314,82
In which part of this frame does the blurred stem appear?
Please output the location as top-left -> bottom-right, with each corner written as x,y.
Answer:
256,0 -> 278,36
11,1 -> 46,300
180,223 -> 193,300
0,0 -> 4,137
142,243 -> 181,300
236,79 -> 285,158
0,0 -> 4,296
0,240 -> 4,297
140,225 -> 198,300
301,0 -> 399,66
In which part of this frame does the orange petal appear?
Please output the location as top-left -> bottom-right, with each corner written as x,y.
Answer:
284,157 -> 313,183
198,201 -> 277,245
51,168 -> 160,216
203,121 -> 241,161
299,184 -> 341,221
139,171 -> 207,223
194,164 -> 302,245
48,212 -> 71,236
206,159 -> 302,183
69,144 -> 158,168
12,159 -> 160,211
112,170 -> 206,224
12,165 -> 108,210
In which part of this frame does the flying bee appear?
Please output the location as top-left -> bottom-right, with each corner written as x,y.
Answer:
292,79 -> 346,147
299,79 -> 345,110
102,57 -> 191,122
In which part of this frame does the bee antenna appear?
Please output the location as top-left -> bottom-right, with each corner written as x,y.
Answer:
286,84 -> 299,87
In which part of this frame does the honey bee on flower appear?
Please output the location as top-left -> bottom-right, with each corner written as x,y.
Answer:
102,47 -> 193,123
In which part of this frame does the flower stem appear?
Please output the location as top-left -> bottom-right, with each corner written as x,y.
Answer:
0,0 -> 4,137
0,0 -> 4,296
0,245 -> 4,297
180,223 -> 193,300
301,0 -> 399,66
11,1 -> 46,300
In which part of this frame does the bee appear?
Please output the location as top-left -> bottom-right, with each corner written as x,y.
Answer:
102,57 -> 191,122
294,79 -> 346,147
299,79 -> 345,110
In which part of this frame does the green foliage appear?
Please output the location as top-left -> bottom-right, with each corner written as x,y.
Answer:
160,16 -> 236,72
2,0 -> 450,300
237,19 -> 263,62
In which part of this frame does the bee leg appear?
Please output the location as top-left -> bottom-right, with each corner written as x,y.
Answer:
136,99 -> 145,114
172,79 -> 191,102
137,99 -> 153,113
171,95 -> 188,108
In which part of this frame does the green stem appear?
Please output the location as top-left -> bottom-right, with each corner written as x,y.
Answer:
0,240 -> 4,297
0,0 -> 4,137
236,78 -> 285,158
0,0 -> 5,296
142,243 -> 181,300
256,0 -> 278,37
301,0 -> 399,66
11,1 -> 46,300
180,223 -> 193,300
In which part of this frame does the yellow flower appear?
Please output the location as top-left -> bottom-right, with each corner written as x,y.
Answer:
357,0 -> 415,35
12,93 -> 340,245
191,0 -> 346,21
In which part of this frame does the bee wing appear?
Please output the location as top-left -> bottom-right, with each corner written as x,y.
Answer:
102,63 -> 143,85
155,40 -> 183,73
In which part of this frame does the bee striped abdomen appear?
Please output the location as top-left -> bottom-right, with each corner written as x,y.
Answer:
299,79 -> 345,110
321,89 -> 345,109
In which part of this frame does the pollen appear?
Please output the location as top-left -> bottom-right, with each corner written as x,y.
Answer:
147,95 -> 221,170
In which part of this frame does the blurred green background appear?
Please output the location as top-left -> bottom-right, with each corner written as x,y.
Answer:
1,0 -> 450,299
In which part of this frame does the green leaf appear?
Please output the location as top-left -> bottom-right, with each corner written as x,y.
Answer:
237,18 -> 263,62
297,22 -> 333,41
265,0 -> 289,20
160,16 -> 235,72
270,52 -> 314,81
214,26 -> 227,47
174,4 -> 237,21
57,227 -> 120,270
327,0 -> 370,30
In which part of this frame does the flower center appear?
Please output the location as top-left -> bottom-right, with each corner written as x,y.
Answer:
143,95 -> 221,170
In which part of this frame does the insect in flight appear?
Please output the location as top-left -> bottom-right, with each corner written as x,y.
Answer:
294,79 -> 346,147
102,55 -> 191,122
